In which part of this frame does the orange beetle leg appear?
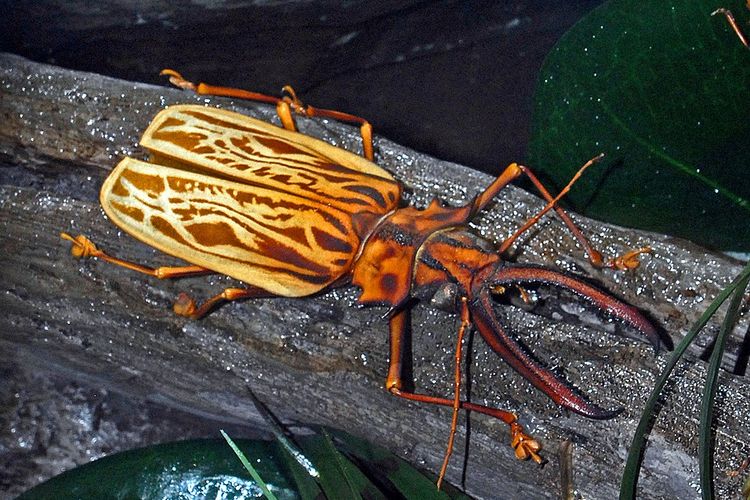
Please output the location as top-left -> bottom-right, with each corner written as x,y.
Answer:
436,297 -> 470,490
173,287 -> 272,320
60,232 -> 212,279
59,233 -> 274,319
160,69 -> 375,160
489,155 -> 650,271
712,8 -> 749,49
510,422 -> 544,464
160,68 -> 282,105
385,308 -> 543,487
603,246 -> 652,270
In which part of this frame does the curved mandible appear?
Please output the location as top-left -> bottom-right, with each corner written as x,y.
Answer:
488,265 -> 660,349
469,287 -> 622,419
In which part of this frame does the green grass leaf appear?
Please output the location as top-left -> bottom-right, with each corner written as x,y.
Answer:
298,431 -> 386,500
221,430 -> 279,500
698,270 -> 750,499
619,260 -> 750,498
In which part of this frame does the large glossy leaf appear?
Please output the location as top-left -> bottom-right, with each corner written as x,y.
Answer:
528,0 -> 750,251
18,432 -> 470,499
18,439 -> 299,500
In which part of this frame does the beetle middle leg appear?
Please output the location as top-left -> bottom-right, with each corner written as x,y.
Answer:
436,297 -> 470,489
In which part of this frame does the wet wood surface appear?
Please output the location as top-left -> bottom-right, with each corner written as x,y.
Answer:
1,53 -> 749,499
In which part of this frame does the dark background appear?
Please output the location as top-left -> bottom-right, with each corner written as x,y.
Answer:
1,0 -> 605,175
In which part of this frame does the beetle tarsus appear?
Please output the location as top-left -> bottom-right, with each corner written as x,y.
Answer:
173,292 -> 198,318
510,421 -> 544,464
603,246 -> 652,271
60,232 -> 99,259
160,69 -> 197,91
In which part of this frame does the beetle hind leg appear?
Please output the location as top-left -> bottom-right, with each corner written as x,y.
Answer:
160,69 -> 375,160
60,232 -> 211,279
61,233 -> 275,319
173,287 -> 273,320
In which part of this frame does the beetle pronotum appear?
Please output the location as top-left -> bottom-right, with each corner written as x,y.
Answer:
62,70 -> 658,488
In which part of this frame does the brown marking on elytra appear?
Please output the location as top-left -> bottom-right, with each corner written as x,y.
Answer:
150,215 -> 190,247
255,135 -> 308,156
159,117 -> 186,129
253,232 -> 331,275
312,226 -> 353,254
151,129 -> 209,152
110,179 -> 130,197
121,169 -> 165,194
185,221 -> 245,248
192,145 -> 216,155
110,201 -> 145,223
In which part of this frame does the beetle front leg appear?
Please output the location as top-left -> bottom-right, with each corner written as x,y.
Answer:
385,308 -> 543,478
508,159 -> 651,270
473,157 -> 651,270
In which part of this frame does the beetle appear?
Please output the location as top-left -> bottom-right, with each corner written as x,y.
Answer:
61,70 -> 659,487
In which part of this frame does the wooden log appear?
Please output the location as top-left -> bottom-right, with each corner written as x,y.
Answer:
1,53 -> 748,499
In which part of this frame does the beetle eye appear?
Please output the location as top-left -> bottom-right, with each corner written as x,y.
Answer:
430,282 -> 459,312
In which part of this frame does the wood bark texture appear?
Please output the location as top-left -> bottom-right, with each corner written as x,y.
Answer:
1,53 -> 749,499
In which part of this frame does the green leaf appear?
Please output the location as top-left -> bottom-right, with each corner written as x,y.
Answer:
275,444 -> 324,500
528,0 -> 750,250
18,439 -> 300,500
244,389 -> 323,500
298,430 -> 386,500
18,430 -> 471,499
329,429 -> 470,500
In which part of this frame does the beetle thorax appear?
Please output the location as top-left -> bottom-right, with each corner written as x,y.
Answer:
413,228 -> 500,300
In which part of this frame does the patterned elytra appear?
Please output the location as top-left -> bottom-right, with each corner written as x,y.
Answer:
100,105 -> 401,297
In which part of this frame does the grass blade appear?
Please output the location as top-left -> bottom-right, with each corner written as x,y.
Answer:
220,429 -> 279,500
246,388 -> 319,479
699,269 -> 750,499
620,261 -> 750,499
